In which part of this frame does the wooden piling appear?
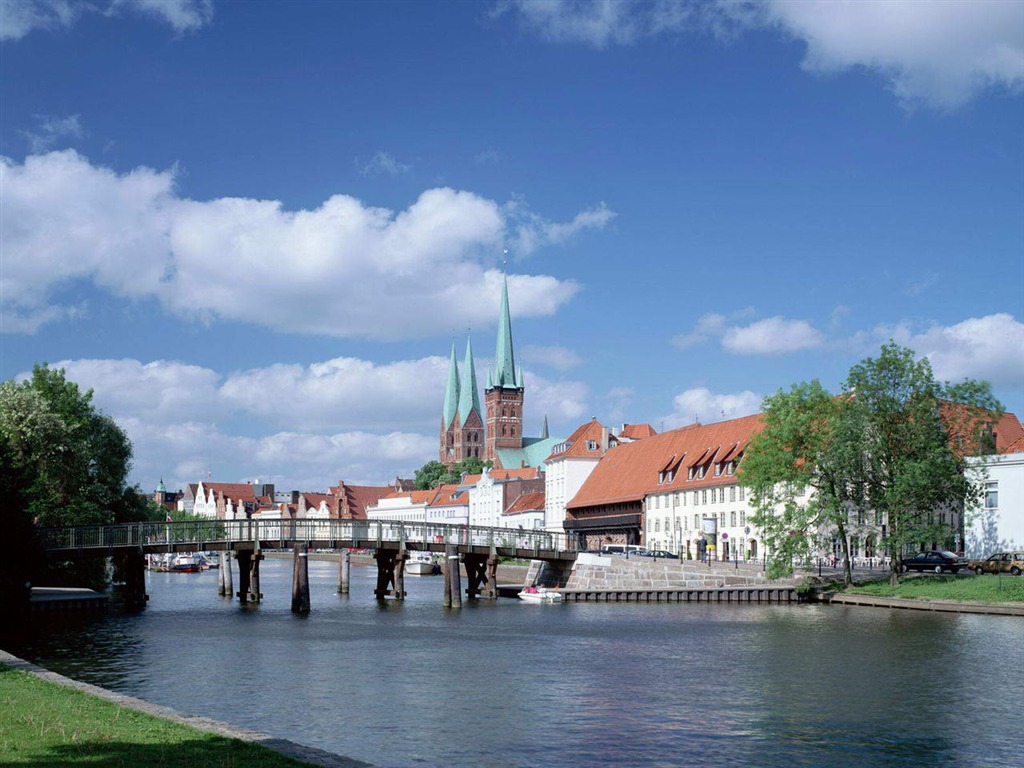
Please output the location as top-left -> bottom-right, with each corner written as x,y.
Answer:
393,550 -> 406,601
449,547 -> 462,609
236,550 -> 251,604
338,549 -> 350,595
249,552 -> 264,603
442,545 -> 453,608
291,544 -> 310,614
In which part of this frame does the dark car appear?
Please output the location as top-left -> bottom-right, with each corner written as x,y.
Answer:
901,550 -> 968,574
643,550 -> 679,559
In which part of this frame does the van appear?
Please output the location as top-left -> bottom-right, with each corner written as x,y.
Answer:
600,544 -> 647,556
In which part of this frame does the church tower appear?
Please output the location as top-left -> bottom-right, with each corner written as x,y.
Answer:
484,275 -> 525,464
439,335 -> 484,466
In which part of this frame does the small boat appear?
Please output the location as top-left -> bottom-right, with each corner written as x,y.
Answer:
518,586 -> 563,603
171,554 -> 202,572
405,551 -> 438,576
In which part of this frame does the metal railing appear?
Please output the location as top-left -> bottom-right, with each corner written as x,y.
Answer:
37,519 -> 572,555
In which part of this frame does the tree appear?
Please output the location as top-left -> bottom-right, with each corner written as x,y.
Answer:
740,381 -> 860,584
0,364 -> 146,589
740,343 -> 1002,587
414,456 -> 492,489
842,344 -> 1001,587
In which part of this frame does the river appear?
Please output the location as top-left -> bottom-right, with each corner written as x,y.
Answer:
6,558 -> 1021,768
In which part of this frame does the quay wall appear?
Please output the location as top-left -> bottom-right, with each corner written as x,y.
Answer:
526,553 -> 774,590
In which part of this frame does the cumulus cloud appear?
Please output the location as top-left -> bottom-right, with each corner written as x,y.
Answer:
673,311 -> 823,355
498,0 -> 1024,108
0,150 -> 608,337
521,370 -> 590,429
662,386 -> 763,430
876,313 -> 1024,387
506,199 -> 616,257
0,0 -> 212,41
722,316 -> 826,355
520,345 -> 582,371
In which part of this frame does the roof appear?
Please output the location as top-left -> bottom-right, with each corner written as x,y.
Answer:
496,435 -> 563,471
566,413 -> 765,509
504,491 -> 545,515
442,341 -> 460,430
202,482 -> 259,501
329,482 -> 400,519
489,274 -> 523,390
545,419 -> 615,462
1002,434 -> 1024,454
457,335 -> 481,426
463,467 -> 543,485
428,484 -> 469,507
940,403 -> 1024,455
620,423 -> 657,440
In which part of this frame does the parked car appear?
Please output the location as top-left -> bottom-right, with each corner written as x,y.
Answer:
643,550 -> 679,559
970,552 -> 1024,576
900,550 -> 969,574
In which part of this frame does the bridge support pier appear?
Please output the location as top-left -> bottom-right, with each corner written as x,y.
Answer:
373,549 -> 407,599
464,553 -> 499,599
338,549 -> 350,595
122,552 -> 148,610
291,544 -> 310,614
446,545 -> 462,609
218,552 -> 233,596
249,552 -> 264,603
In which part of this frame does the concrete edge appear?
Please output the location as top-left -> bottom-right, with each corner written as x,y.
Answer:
0,650 -> 370,767
819,593 -> 1024,616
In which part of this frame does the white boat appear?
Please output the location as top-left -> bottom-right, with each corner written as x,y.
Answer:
518,586 -> 564,603
405,551 -> 438,575
171,554 -> 202,572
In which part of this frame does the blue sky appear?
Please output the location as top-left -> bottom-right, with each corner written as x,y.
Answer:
2,0 -> 1022,494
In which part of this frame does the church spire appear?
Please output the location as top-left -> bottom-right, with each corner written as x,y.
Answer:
458,334 -> 481,426
541,415 -> 549,439
491,274 -> 520,389
442,340 -> 460,429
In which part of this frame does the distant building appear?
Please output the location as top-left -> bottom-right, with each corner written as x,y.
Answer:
465,466 -> 545,528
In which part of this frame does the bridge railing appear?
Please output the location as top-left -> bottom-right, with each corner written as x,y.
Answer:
37,518 -> 572,554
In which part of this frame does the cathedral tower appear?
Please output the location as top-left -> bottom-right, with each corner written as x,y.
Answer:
439,335 -> 484,466
484,275 -> 525,463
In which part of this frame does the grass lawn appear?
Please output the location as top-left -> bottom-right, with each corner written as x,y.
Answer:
844,574 -> 1024,603
0,664 -> 311,767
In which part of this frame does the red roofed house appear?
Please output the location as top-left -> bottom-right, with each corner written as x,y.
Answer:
503,491 -> 546,530
965,410 -> 1024,557
466,466 -> 545,528
543,419 -> 619,534
192,481 -> 276,520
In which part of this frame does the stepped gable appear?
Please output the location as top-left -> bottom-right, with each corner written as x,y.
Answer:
504,491 -> 545,515
328,481 -> 399,519
566,414 -> 765,509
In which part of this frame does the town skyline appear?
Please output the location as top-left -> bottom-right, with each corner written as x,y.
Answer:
2,1 -> 1022,493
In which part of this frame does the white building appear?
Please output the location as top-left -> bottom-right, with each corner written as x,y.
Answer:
543,419 -> 620,533
466,467 -> 544,528
965,445 -> 1024,557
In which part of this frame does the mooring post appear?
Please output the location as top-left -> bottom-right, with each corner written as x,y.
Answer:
236,550 -> 251,604
394,549 -> 406,601
486,554 -> 499,599
292,543 -> 310,614
442,545 -> 453,608
449,546 -> 462,609
217,552 -> 227,595
249,552 -> 264,603
338,549 -> 350,595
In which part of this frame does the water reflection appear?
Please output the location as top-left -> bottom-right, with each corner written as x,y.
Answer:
4,557 -> 1020,768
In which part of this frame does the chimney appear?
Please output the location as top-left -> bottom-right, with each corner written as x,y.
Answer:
601,426 -> 609,451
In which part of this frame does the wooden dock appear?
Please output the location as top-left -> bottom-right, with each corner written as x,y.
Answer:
29,587 -> 109,614
497,584 -> 800,603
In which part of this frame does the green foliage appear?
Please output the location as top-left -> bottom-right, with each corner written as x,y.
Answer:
414,456 -> 492,489
0,364 -> 147,588
845,574 -> 1024,603
0,665 -> 313,767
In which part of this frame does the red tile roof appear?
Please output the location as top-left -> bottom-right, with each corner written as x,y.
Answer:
504,491 -> 545,515
203,482 -> 258,501
328,482 -> 397,519
620,423 -> 656,439
1003,434 -> 1024,454
566,414 -> 765,509
545,419 -> 616,462
429,484 -> 468,507
462,467 -> 543,485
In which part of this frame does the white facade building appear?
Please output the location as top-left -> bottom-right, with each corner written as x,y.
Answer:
965,450 -> 1024,557
544,419 -> 618,533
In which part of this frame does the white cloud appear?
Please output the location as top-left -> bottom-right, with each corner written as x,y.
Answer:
499,0 -> 1024,108
506,199 -> 616,256
0,0 -> 212,41
671,312 -> 727,349
474,149 -> 502,165
662,387 -> 762,430
0,150 -> 606,338
876,313 -> 1024,387
355,151 -> 411,177
521,371 -> 589,429
722,316 -> 825,355
20,114 -> 85,153
520,345 -> 582,371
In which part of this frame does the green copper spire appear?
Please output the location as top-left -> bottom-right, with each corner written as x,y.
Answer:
491,274 -> 521,389
458,334 -> 481,426
442,340 -> 460,429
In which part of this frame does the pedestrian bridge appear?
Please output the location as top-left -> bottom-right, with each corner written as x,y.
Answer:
37,519 -> 576,611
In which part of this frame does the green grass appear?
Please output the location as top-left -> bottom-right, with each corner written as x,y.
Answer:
0,664 -> 312,767
845,574 -> 1024,603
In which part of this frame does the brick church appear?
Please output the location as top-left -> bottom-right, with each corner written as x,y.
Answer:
439,276 -> 557,470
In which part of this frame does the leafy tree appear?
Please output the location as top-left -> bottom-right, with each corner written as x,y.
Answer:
414,456 -> 492,489
742,343 -> 1002,587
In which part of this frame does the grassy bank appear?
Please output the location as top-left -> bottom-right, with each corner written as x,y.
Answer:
844,574 -> 1024,603
0,664 -> 309,767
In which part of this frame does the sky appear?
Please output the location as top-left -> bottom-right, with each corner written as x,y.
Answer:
1,0 -> 1022,495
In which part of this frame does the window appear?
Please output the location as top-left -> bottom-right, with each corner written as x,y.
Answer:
702,490 -> 708,504
688,467 -> 695,480
586,440 -> 598,451
714,463 -> 722,477
738,486 -> 745,501
985,482 -> 998,510
694,514 -> 699,529
719,512 -> 725,526
726,461 -> 735,475
694,491 -> 699,506
729,486 -> 736,502
680,492 -> 686,507
740,510 -> 746,526
664,517 -> 670,533
655,519 -> 660,532
730,511 -> 736,526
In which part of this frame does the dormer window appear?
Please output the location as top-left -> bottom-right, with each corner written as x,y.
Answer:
688,467 -> 695,480
586,440 -> 598,451
714,463 -> 722,477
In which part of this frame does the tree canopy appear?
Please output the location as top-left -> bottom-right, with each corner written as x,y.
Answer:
741,343 -> 1003,586
414,456 -> 492,489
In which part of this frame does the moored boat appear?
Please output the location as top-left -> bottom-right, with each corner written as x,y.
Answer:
518,586 -> 563,603
171,554 -> 202,572
405,551 -> 438,575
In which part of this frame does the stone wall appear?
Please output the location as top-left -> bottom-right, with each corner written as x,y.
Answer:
565,553 -> 770,590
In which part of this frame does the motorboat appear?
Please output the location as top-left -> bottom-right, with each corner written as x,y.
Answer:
171,554 -> 202,572
405,551 -> 438,576
517,586 -> 564,603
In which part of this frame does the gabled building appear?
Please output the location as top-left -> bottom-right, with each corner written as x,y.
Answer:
327,480 -> 407,520
192,481 -> 276,520
465,466 -> 545,528
965,412 -> 1024,557
543,418 -> 618,533
503,491 -> 546,530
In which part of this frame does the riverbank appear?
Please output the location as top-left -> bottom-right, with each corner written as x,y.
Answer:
814,574 -> 1024,616
0,651 -> 367,768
